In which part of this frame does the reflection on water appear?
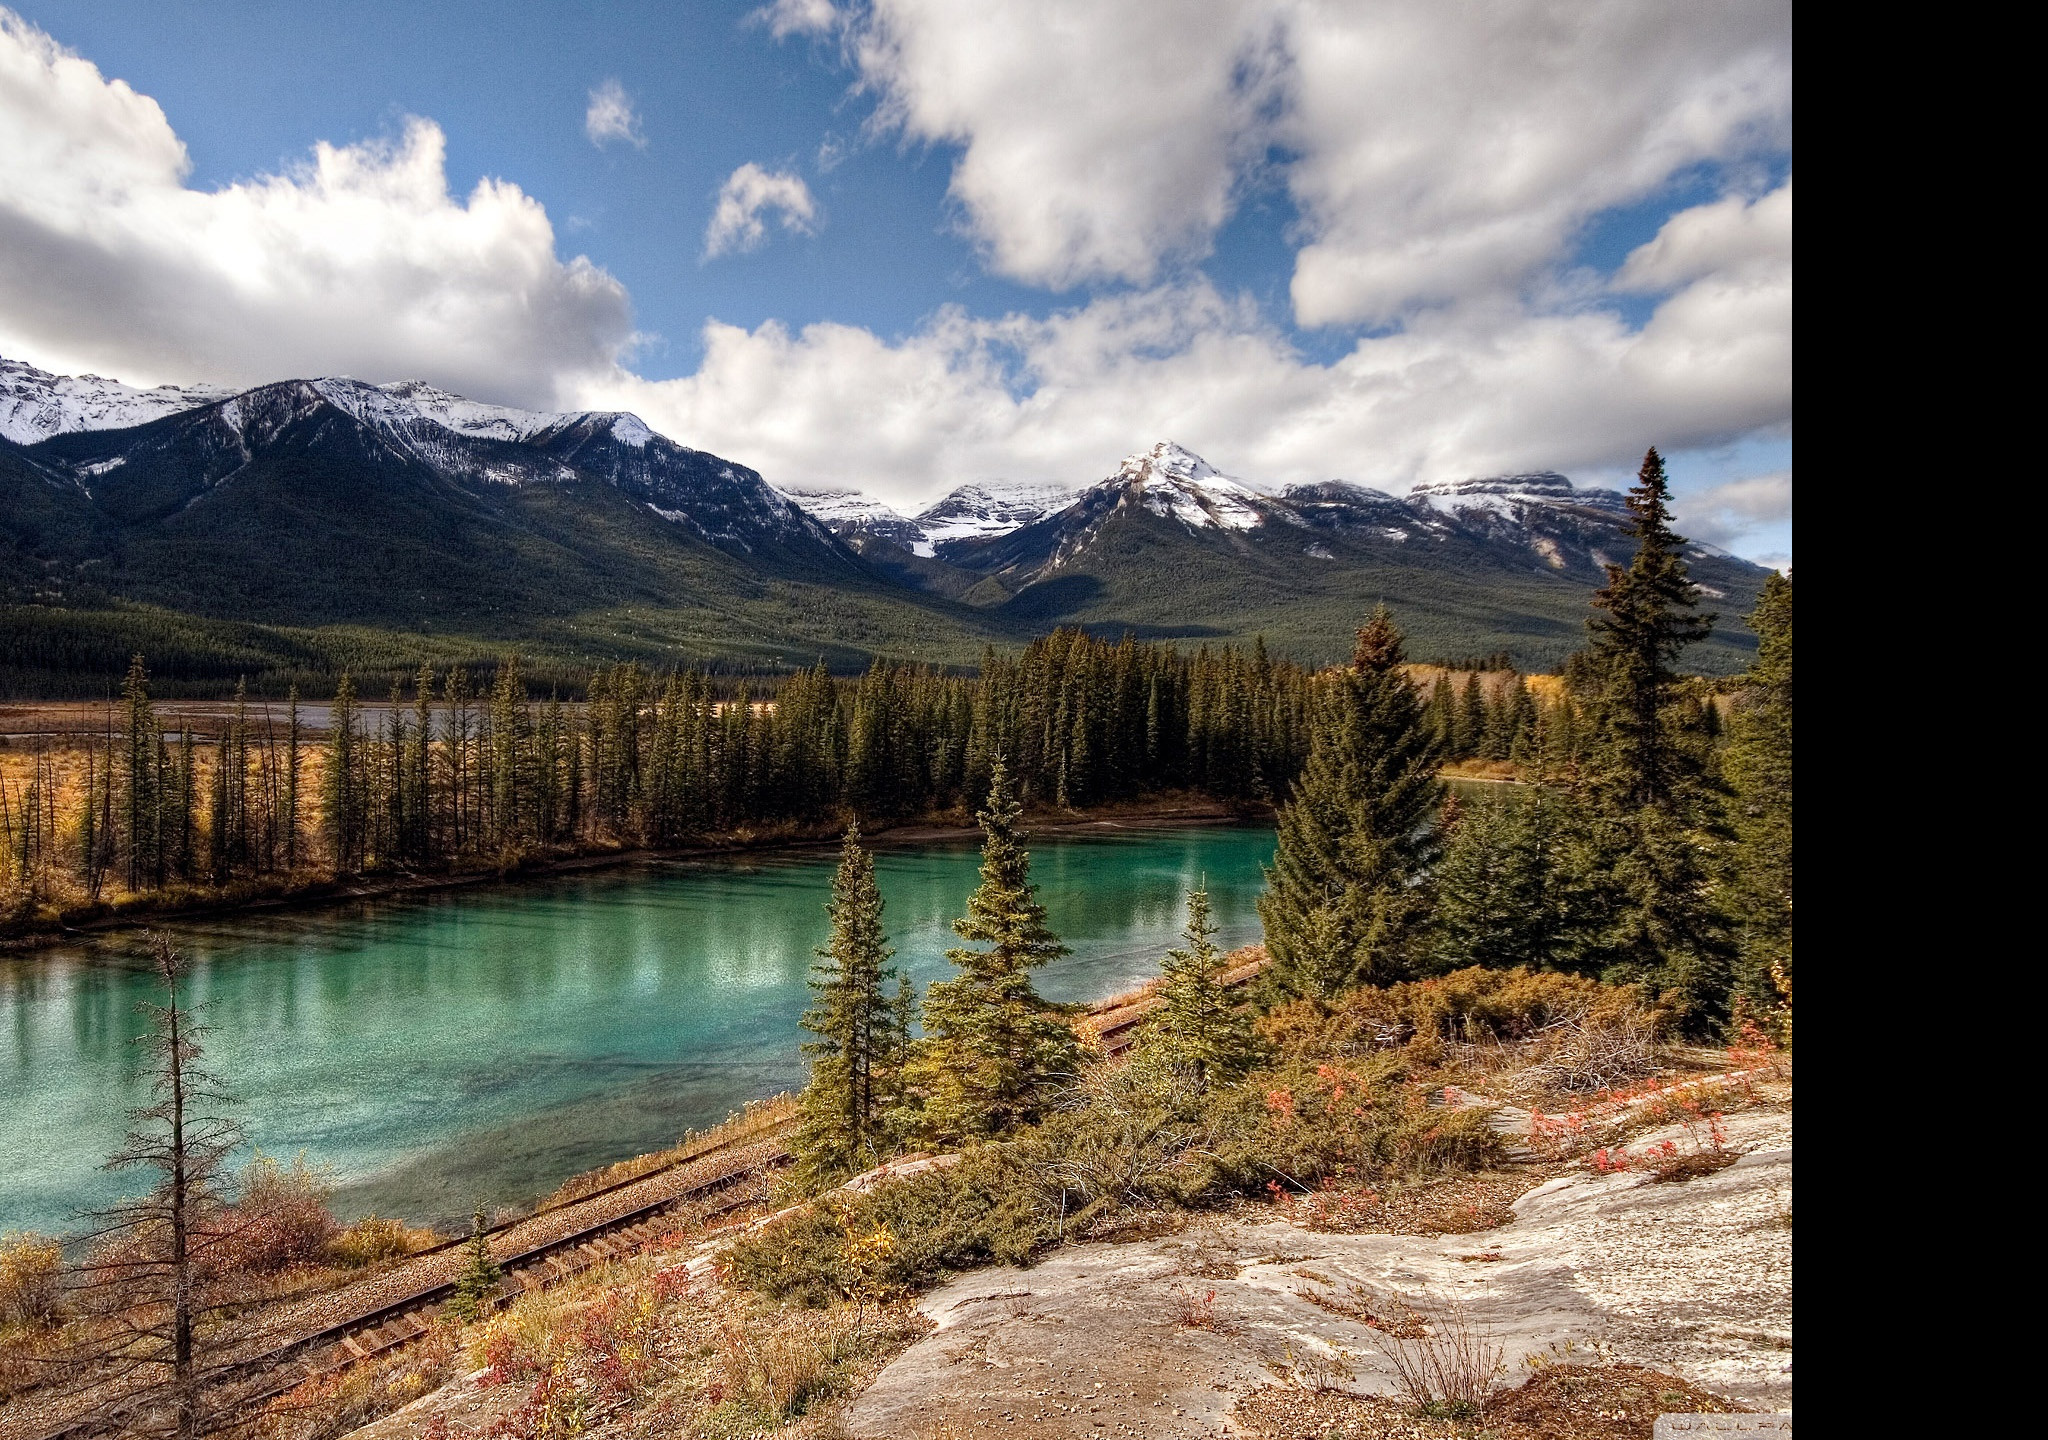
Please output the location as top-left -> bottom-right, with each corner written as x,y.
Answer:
0,824 -> 1275,1233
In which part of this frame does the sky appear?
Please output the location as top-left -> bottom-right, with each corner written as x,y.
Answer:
0,1 -> 1790,565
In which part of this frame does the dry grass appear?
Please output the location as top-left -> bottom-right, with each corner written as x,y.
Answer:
1235,1361 -> 1748,1439
1376,1295 -> 1505,1417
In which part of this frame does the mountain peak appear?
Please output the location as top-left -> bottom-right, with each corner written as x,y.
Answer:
1114,440 -> 1221,487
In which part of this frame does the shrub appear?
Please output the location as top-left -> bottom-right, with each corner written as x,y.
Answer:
1377,1295 -> 1505,1418
226,1154 -> 337,1273
1258,967 -> 1666,1069
725,1047 -> 1508,1306
328,1215 -> 431,1268
0,1232 -> 63,1330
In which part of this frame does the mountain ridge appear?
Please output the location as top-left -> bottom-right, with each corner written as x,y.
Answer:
1,358 -> 1772,681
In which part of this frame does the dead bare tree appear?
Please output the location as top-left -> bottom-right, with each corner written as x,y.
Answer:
66,932 -> 247,1439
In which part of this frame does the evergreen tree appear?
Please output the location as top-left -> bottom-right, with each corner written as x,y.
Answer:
1580,448 -> 1714,810
323,673 -> 361,872
121,655 -> 160,892
1138,885 -> 1259,1083
1570,449 -> 1730,1025
1722,572 -> 1792,1020
1429,789 -> 1602,974
793,823 -> 907,1182
447,1206 -> 502,1322
1258,606 -> 1444,998
282,687 -> 302,871
910,759 -> 1083,1141
1454,673 -> 1486,760
84,934 -> 245,1438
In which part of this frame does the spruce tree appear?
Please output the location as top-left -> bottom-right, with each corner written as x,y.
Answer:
910,759 -> 1082,1141
1581,448 -> 1714,810
1454,673 -> 1486,760
323,673 -> 361,872
1258,606 -> 1444,998
1722,572 -> 1792,1020
793,823 -> 907,1183
1138,885 -> 1258,1084
1429,789 -> 1601,974
1571,448 -> 1730,1025
447,1206 -> 502,1322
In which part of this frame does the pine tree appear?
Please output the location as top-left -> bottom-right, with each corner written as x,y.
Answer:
121,655 -> 160,892
1571,449 -> 1730,1025
323,673 -> 361,872
1722,572 -> 1792,1020
1581,448 -> 1714,811
447,1206 -> 502,1322
1454,673 -> 1486,760
282,687 -> 302,871
910,759 -> 1083,1141
1138,885 -> 1259,1084
1429,789 -> 1602,974
1258,606 -> 1444,998
793,823 -> 907,1183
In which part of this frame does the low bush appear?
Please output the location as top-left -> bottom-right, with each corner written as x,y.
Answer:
1257,967 -> 1664,1063
327,1215 -> 434,1268
225,1154 -> 337,1273
723,1046 -> 1509,1306
0,1232 -> 63,1330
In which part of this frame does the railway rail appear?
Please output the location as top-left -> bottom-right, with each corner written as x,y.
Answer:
8,1123 -> 794,1440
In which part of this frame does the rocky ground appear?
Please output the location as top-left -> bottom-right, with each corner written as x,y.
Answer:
843,1109 -> 1791,1439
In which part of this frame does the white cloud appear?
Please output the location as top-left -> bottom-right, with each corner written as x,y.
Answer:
0,9 -> 629,405
816,0 -> 1789,318
848,0 -> 1282,289
703,163 -> 819,258
752,0 -> 846,39
584,78 -> 646,149
1672,469 -> 1791,553
1615,179 -> 1790,294
583,239 -> 1789,517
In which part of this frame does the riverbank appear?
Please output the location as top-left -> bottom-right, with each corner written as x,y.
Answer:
0,793 -> 1268,955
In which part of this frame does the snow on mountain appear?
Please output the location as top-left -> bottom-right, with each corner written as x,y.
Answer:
773,483 -> 929,549
1407,473 -> 1627,518
0,356 -> 231,445
911,480 -> 1081,554
1099,440 -> 1269,532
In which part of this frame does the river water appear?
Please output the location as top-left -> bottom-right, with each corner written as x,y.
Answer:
0,823 -> 1276,1235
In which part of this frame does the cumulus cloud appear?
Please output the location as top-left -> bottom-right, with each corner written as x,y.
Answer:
1672,469 -> 1791,553
0,9 -> 629,404
818,0 -> 1790,317
703,163 -> 819,258
848,0 -> 1283,289
581,240 -> 1789,516
584,78 -> 646,149
1616,179 -> 1791,293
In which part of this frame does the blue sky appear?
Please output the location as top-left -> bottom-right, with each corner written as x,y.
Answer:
0,2 -> 1791,563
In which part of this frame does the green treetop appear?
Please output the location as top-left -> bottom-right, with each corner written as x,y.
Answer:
1258,606 -> 1444,998
910,759 -> 1082,1142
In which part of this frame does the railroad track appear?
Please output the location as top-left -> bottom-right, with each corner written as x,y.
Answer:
12,1126 -> 794,1440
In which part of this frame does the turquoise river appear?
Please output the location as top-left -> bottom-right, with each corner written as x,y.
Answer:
0,822 -> 1276,1235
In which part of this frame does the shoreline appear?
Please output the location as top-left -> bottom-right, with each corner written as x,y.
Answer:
0,795 -> 1272,956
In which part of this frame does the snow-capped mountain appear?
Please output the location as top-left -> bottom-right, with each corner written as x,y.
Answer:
771,483 -> 929,549
910,480 -> 1081,554
0,356 -> 231,445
